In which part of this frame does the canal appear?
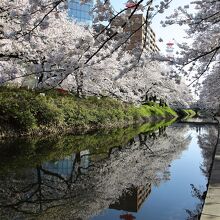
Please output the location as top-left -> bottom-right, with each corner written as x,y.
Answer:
0,121 -> 218,220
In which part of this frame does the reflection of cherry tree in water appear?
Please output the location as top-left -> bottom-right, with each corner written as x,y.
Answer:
199,125 -> 219,178
0,153 -> 84,218
186,184 -> 207,220
0,125 -> 191,220
186,125 -> 218,220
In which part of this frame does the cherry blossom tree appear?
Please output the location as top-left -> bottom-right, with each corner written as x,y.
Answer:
0,0 -> 97,89
163,0 -> 219,107
0,0 -> 195,106
62,50 -> 193,105
199,62 -> 220,111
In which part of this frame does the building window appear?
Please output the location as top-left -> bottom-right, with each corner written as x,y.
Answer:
68,0 -> 93,24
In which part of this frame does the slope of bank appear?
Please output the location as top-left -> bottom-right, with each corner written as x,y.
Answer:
0,87 -> 177,138
177,109 -> 196,119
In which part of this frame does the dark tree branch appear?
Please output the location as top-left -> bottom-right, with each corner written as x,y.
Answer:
188,49 -> 219,86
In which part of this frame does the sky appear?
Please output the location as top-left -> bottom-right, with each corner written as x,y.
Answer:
110,0 -> 194,54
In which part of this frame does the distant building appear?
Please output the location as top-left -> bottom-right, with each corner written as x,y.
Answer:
68,0 -> 93,24
111,14 -> 159,52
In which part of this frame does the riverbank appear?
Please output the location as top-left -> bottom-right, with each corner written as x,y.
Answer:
176,109 -> 197,119
0,86 -> 177,138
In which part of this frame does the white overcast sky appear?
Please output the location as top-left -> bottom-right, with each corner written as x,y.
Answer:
110,0 -> 194,54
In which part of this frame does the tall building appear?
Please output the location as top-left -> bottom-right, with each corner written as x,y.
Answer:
112,14 -> 160,53
68,0 -> 93,24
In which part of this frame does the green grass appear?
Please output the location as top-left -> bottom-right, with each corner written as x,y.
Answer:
177,109 -> 196,119
0,86 -> 177,134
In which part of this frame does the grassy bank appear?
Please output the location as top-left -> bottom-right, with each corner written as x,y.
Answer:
177,109 -> 197,119
0,86 -> 177,137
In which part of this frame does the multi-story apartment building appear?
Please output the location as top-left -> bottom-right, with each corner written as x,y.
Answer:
68,0 -> 93,24
112,14 -> 160,53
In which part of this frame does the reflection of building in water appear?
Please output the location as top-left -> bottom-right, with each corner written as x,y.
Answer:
120,213 -> 136,220
42,150 -> 90,177
110,183 -> 151,212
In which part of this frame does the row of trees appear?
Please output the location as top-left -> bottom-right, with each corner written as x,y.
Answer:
0,0 -> 195,107
0,0 -> 219,108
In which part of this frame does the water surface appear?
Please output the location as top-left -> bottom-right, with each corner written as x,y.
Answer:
0,121 -> 217,220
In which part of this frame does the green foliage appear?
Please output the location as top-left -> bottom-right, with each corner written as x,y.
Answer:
0,87 -> 64,130
32,95 -> 64,125
0,88 -> 37,130
177,109 -> 196,119
135,104 -> 177,119
187,109 -> 196,117
0,86 -> 177,132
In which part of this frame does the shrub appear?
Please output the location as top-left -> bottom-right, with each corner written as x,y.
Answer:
0,90 -> 37,130
0,86 -> 177,132
31,95 -> 64,125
